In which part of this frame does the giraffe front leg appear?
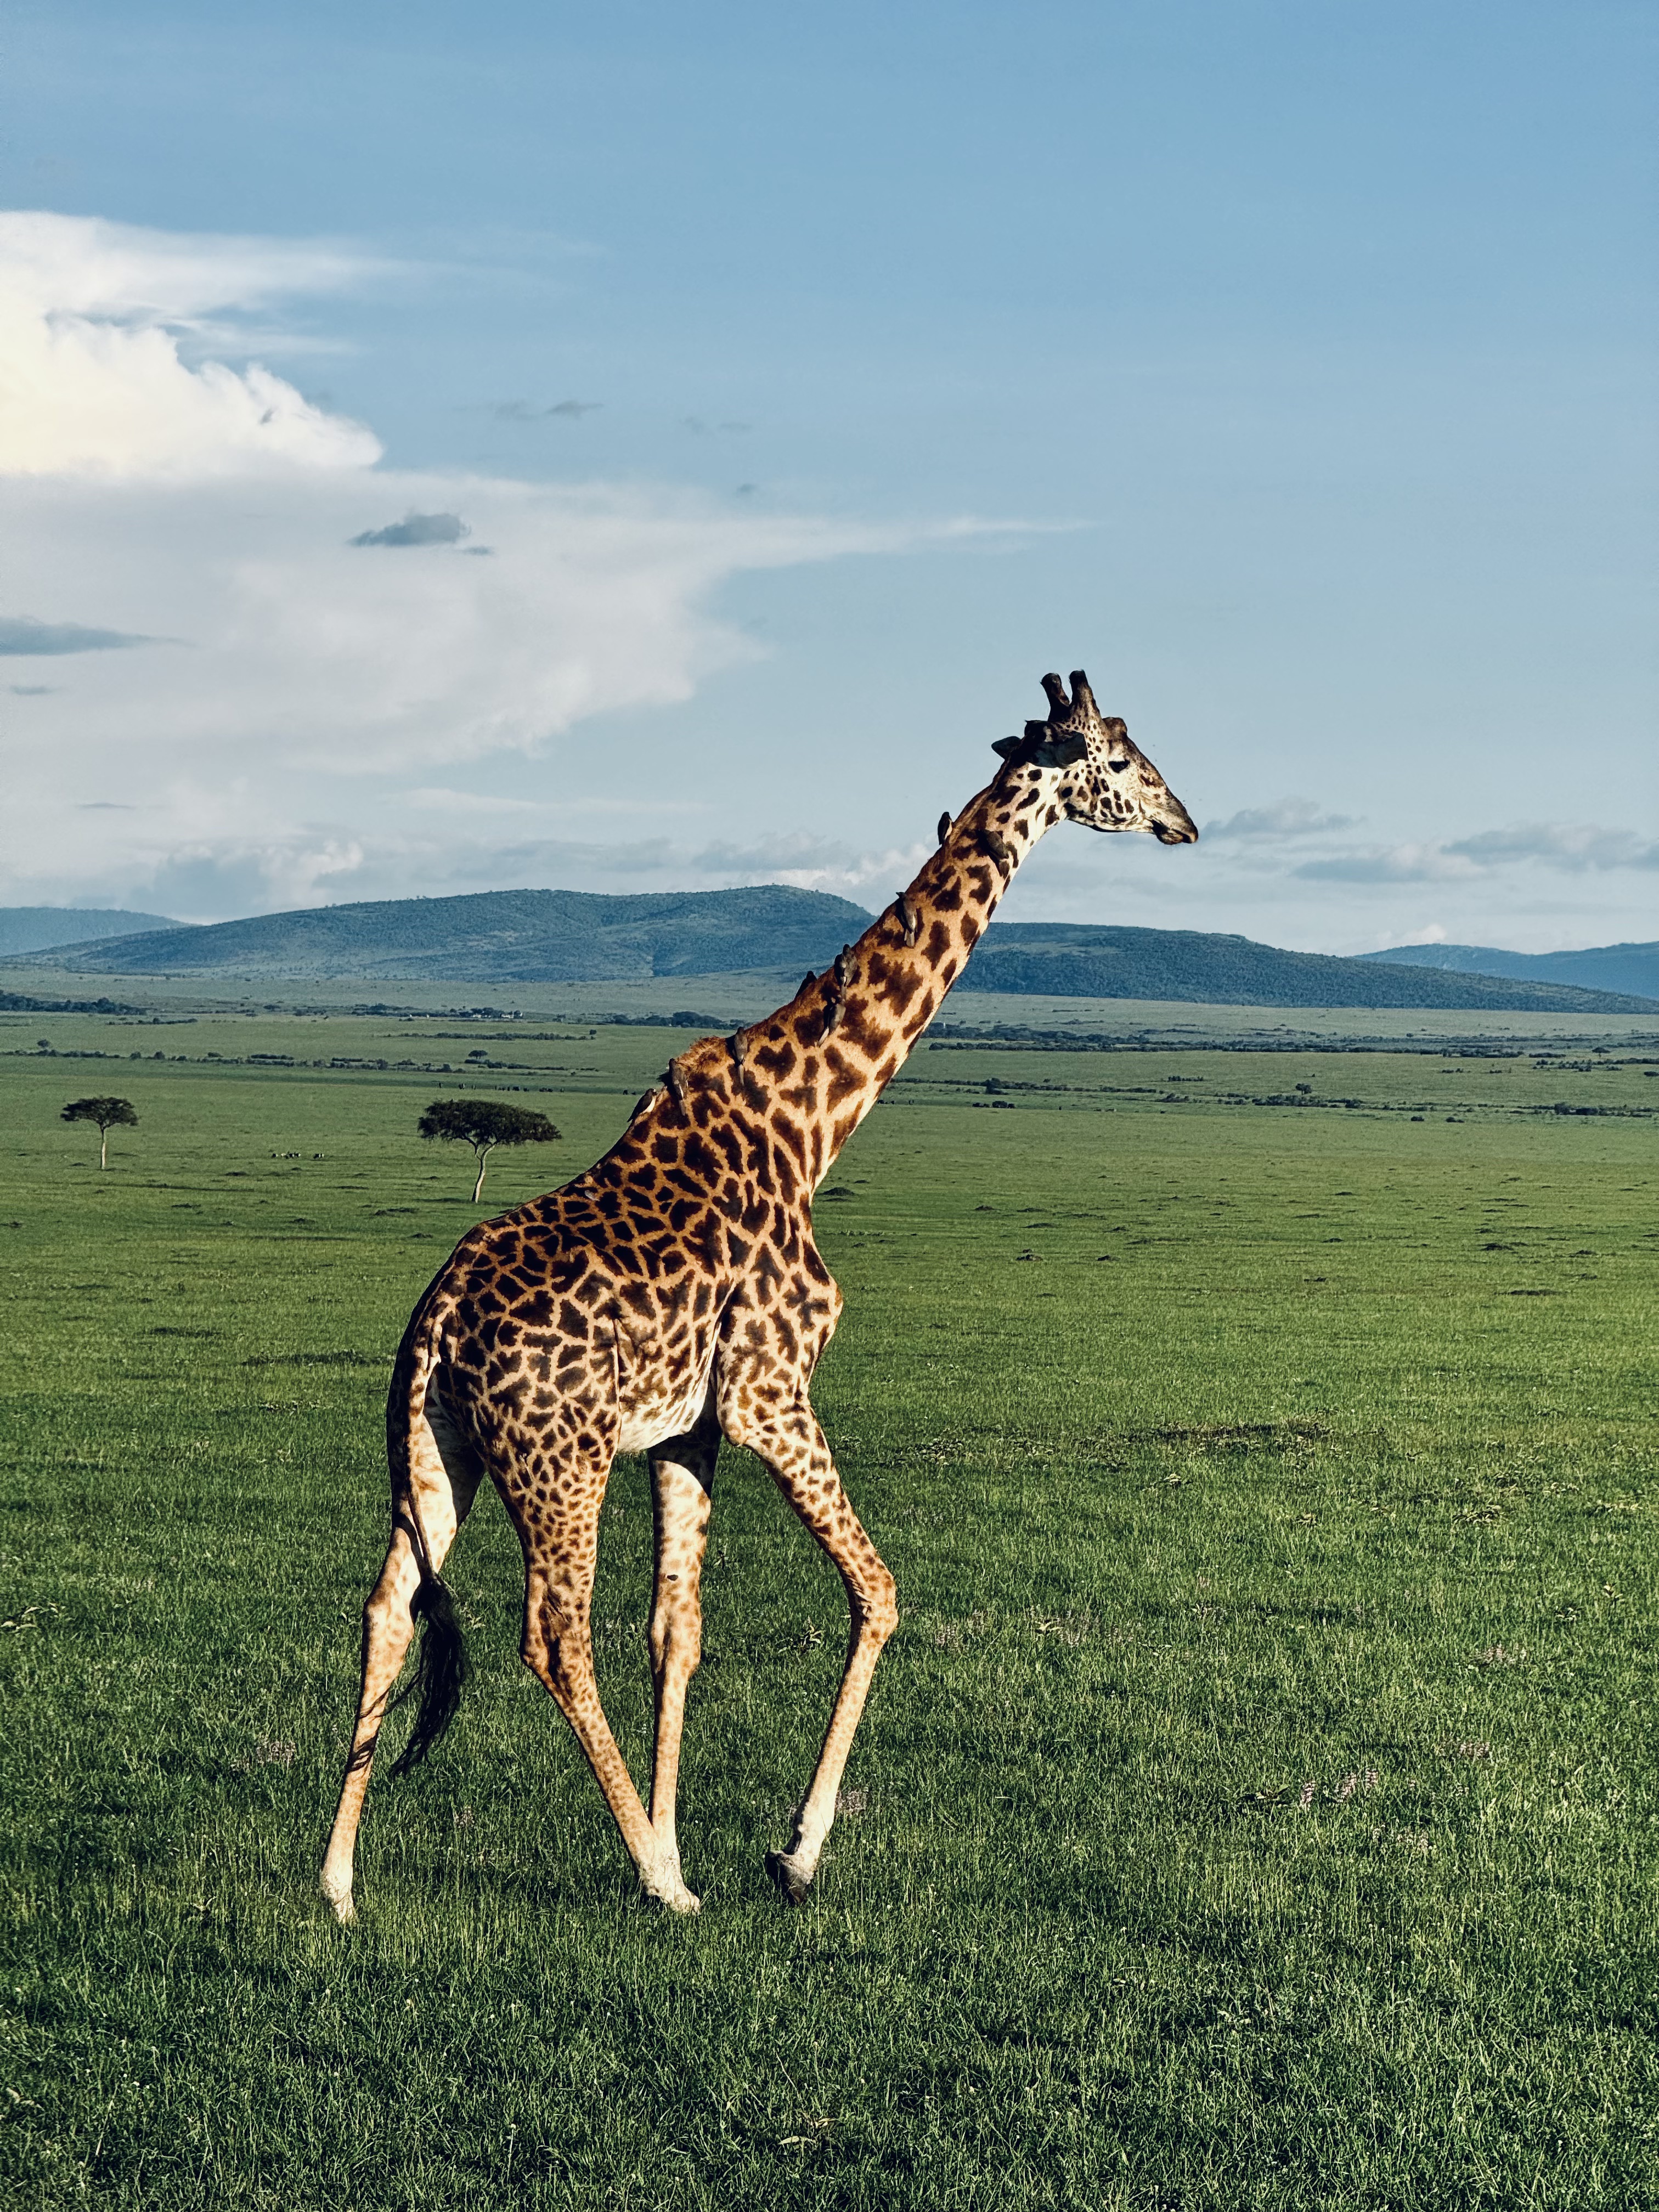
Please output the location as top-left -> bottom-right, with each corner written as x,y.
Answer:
519,1534 -> 691,1912
646,1412 -> 719,1912
723,1392 -> 898,1903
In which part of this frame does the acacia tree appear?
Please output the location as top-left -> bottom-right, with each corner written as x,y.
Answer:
61,1096 -> 138,1171
418,1098 -> 561,1203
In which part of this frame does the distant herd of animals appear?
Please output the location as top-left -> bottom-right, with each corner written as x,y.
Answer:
320,670 -> 1200,1918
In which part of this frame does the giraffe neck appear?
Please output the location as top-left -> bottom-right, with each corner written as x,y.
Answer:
743,759 -> 1062,1186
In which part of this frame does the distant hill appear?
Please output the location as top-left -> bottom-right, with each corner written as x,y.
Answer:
0,906 -> 180,956
26,887 -> 876,983
964,923 -> 1659,1012
1361,939 -> 1659,1003
14,890 -> 1657,1012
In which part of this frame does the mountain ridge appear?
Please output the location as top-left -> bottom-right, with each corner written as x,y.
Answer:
10,886 -> 876,985
957,922 -> 1656,1013
1361,938 -> 1659,1003
0,906 -> 181,957
8,888 -> 1656,1013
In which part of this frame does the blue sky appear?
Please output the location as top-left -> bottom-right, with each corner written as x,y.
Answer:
1,0 -> 1653,949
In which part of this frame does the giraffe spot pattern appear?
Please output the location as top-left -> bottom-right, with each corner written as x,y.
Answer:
323,671 -> 1196,1920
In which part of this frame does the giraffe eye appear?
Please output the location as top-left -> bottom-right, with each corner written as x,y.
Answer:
1107,758 -> 1131,772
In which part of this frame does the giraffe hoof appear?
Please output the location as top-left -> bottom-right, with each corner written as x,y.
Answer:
642,1877 -> 701,1915
640,1851 -> 701,1914
320,1877 -> 356,1926
765,1848 -> 814,1906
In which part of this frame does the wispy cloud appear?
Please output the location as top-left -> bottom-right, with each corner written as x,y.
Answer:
1203,797 -> 1358,842
1294,844 -> 1485,884
1446,823 -> 1659,871
675,833 -> 929,896
479,398 -> 606,422
1295,823 -> 1659,883
349,510 -> 469,548
405,787 -> 709,819
72,823 -> 916,922
483,399 -> 602,422
0,614 -> 160,655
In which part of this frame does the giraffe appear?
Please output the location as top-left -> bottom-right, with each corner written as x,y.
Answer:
320,670 -> 1198,1921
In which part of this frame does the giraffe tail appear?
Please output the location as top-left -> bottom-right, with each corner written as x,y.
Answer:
384,1310 -> 471,1780
385,1569 -> 469,1779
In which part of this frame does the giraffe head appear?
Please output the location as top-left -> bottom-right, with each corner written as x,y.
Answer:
994,670 -> 1198,844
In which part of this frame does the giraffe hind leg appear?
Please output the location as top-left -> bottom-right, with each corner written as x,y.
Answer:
320,1390 -> 483,1923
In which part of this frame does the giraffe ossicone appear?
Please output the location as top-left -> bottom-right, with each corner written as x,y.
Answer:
320,670 -> 1197,1922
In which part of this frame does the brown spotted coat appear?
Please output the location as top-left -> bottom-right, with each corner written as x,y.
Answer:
321,671 -> 1197,1917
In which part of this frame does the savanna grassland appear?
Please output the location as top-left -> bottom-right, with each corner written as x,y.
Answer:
2,1003 -> 1656,2209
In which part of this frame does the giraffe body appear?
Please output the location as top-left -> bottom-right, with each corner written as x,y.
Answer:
320,672 -> 1197,1920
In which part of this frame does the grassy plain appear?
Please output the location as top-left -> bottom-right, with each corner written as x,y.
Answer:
2,1003 -> 1656,2209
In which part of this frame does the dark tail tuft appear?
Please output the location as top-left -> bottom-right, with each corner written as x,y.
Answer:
387,1572 -> 470,1779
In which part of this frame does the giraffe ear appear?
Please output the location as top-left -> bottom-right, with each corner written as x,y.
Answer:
1040,730 -> 1088,765
992,719 -> 1058,759
996,727 -> 1088,767
986,725 -> 1092,770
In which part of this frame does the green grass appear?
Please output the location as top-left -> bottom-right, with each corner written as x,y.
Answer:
2,1011 -> 1656,2208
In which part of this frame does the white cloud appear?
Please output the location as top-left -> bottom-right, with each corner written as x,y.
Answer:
15,208 -> 1644,956
143,837 -> 370,921
0,211 -> 382,477
1,470 -> 904,775
0,467 -> 916,913
0,208 -> 957,919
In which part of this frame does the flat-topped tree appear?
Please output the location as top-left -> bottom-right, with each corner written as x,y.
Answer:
419,1098 -> 561,1203
61,1096 -> 137,1171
